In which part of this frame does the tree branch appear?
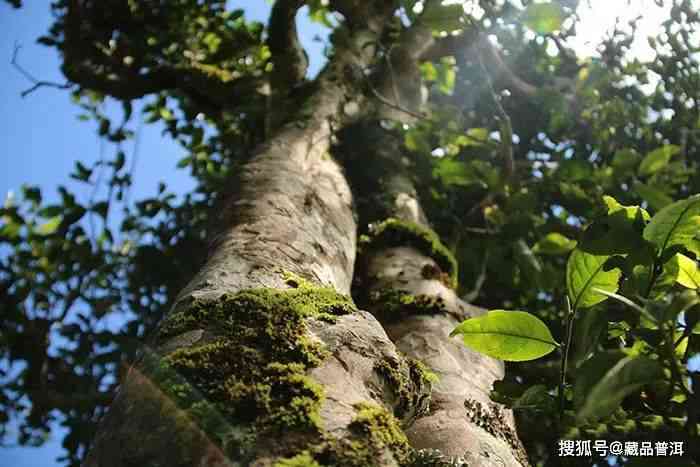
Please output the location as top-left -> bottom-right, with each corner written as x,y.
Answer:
267,0 -> 308,92
11,43 -> 72,97
422,32 -> 539,98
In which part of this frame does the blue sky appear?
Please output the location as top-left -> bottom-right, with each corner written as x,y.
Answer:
0,2 -> 330,465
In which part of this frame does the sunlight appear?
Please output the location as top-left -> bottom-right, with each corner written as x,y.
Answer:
569,0 -> 671,60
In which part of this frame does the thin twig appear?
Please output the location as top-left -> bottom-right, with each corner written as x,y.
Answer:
11,43 -> 71,97
558,296 -> 575,425
368,85 -> 428,120
477,48 -> 515,183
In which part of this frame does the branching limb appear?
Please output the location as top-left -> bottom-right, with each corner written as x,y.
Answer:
423,33 -> 539,98
267,0 -> 308,92
11,43 -> 71,97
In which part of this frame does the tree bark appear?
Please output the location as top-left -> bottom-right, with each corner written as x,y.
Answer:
82,7 -> 529,467
83,15 -> 432,467
340,122 -> 529,466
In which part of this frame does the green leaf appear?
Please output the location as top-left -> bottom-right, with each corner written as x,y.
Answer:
70,161 -> 93,183
574,350 -> 625,409
665,253 -> 700,289
513,385 -> 555,412
36,215 -> 62,235
643,194 -> 700,258
450,310 -> 558,362
634,182 -> 673,212
421,3 -> 464,31
522,2 -> 564,34
577,356 -> 664,421
433,159 -> 484,188
580,196 -> 650,255
638,145 -> 680,176
572,308 -> 607,366
533,232 -> 577,255
611,148 -> 640,173
566,249 -> 622,309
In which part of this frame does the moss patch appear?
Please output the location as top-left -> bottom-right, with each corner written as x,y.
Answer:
367,289 -> 448,322
361,218 -> 458,289
311,402 -> 413,466
147,274 -> 357,462
375,356 -> 434,425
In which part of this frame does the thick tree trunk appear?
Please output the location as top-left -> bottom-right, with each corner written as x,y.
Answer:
341,122 -> 529,466
82,9 -> 528,467
83,18 -> 432,467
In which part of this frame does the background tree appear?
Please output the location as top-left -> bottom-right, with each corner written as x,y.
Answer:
1,1 -> 699,466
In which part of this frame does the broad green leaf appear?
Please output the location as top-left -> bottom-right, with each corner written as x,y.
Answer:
574,351 -> 625,409
572,307 -> 607,366
665,253 -> 700,289
643,194 -> 700,258
421,3 -> 464,31
577,356 -> 664,421
533,232 -> 577,255
450,310 -> 558,361
634,182 -> 673,212
567,249 -> 621,309
638,145 -> 680,176
522,2 -> 564,34
36,215 -> 62,235
602,195 -> 651,222
581,196 -> 650,255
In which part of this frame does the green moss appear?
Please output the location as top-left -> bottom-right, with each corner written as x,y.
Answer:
274,451 -> 322,467
374,356 -> 433,425
347,402 -> 413,464
361,218 -> 458,289
309,402 -> 413,466
367,289 -> 447,321
146,274 -> 358,462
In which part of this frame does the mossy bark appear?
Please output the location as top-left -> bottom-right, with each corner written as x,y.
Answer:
340,121 -> 529,466
82,15 -> 431,467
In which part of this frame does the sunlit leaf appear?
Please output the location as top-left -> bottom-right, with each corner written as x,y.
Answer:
522,2 -> 564,34
36,216 -> 62,235
643,194 -> 700,258
566,249 -> 621,309
638,145 -> 680,176
450,310 -> 558,361
665,253 -> 700,289
533,232 -> 577,255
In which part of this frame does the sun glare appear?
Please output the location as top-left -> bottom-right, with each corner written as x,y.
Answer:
569,0 -> 672,60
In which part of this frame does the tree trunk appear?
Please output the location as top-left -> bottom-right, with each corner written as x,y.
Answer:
82,14 -> 527,467
341,122 -> 529,466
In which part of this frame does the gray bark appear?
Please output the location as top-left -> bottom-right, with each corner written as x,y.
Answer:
83,14 -> 430,467
341,122 -> 529,466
